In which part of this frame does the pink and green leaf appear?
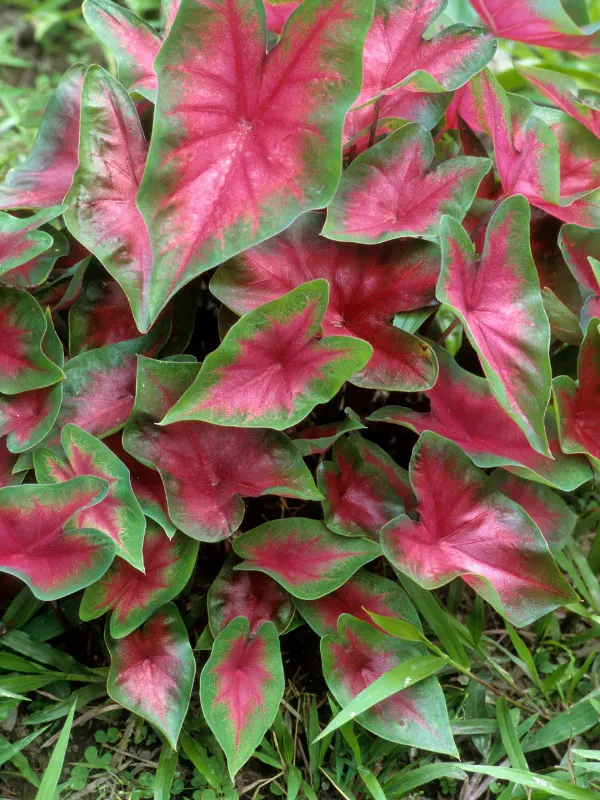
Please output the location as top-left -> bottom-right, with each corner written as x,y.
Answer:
321,614 -> 455,752
0,206 -> 65,275
380,432 -> 577,626
323,123 -> 491,243
469,0 -> 600,56
369,343 -> 592,491
558,223 -> 600,293
293,409 -> 365,456
265,0 -> 300,33
490,470 -> 576,551
200,617 -> 284,778
136,0 -> 374,326
208,557 -> 294,637
81,523 -> 198,638
295,569 -> 420,637
211,212 -> 440,391
318,432 -> 414,538
0,310 -> 64,452
0,66 -> 85,210
83,0 -> 162,101
106,603 -> 195,749
553,318 -> 600,472
0,288 -> 64,394
232,518 -> 381,600
0,476 -> 115,601
162,281 -> 372,429
438,195 -> 552,456
123,356 -> 320,542
34,424 -> 146,569
2,227 -> 70,290
64,67 -> 154,333
0,442 -> 24,488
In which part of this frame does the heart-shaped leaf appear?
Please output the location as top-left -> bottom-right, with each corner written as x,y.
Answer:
137,0 -> 374,327
200,617 -> 284,778
295,569 -> 420,637
0,477 -> 115,600
34,424 -> 146,569
162,281 -> 372,430
554,318 -> 600,472
470,0 -> 600,55
0,66 -> 85,210
0,311 -> 64,452
211,212 -> 440,391
293,409 -> 365,457
381,432 -> 577,626
318,432 -> 414,538
0,288 -> 64,394
124,356 -> 320,542
83,0 -> 162,101
107,603 -> 195,749
208,557 -> 294,637
323,123 -> 490,243
81,523 -> 198,638
490,470 -> 576,551
438,195 -> 552,456
64,67 -> 154,333
232,518 -> 381,600
321,614 -> 455,753
369,342 -> 592,491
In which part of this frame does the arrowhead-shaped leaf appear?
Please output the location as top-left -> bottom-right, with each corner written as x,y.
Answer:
123,356 -> 320,541
295,569 -> 419,637
211,212 -> 440,391
381,432 -> 577,626
0,207 -> 65,276
0,311 -> 64,452
137,0 -> 374,326
470,0 -> 600,55
438,195 -> 552,456
490,470 -> 576,551
321,614 -> 455,753
83,0 -> 162,101
554,319 -> 600,472
520,66 -> 600,141
0,477 -> 115,600
64,67 -> 154,332
208,557 -> 294,636
105,432 -> 174,537
232,518 -> 381,600
369,343 -> 592,491
107,603 -> 195,749
293,409 -> 365,456
323,123 -> 490,243
0,288 -> 64,394
162,281 -> 372,429
318,432 -> 414,538
81,524 -> 198,638
0,66 -> 84,210
200,617 -> 284,778
34,424 -> 146,569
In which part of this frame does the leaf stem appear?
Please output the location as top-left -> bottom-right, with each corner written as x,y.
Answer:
437,316 -> 461,344
368,97 -> 382,149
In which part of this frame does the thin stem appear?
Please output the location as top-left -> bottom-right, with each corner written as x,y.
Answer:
368,97 -> 382,149
437,316 -> 461,344
470,194 -> 505,244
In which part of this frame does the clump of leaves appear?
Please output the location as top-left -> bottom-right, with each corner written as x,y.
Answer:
1,0 -> 600,797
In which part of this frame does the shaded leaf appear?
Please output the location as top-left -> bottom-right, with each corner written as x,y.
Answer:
162,281 -> 372,430
0,477 -> 114,600
293,408 -> 365,456
0,207 -> 65,276
211,211 -> 440,391
295,569 -> 420,637
438,195 -> 552,455
321,615 -> 455,753
81,523 -> 198,638
123,356 -> 320,542
559,223 -> 600,294
381,432 -> 578,626
232,518 -> 381,600
107,603 -> 195,748
323,123 -> 490,243
200,617 -> 284,778
318,432 -> 414,538
137,0 -> 374,326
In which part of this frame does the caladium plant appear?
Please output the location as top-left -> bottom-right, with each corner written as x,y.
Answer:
0,0 -> 597,777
